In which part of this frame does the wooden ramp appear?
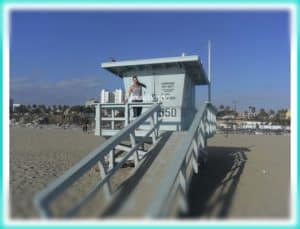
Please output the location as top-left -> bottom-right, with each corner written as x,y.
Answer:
34,102 -> 217,218
102,131 -> 187,217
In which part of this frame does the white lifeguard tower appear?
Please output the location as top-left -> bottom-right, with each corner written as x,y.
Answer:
95,55 -> 209,136
35,55 -> 217,218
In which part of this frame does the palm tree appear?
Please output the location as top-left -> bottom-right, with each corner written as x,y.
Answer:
26,104 -> 32,111
257,108 -> 269,121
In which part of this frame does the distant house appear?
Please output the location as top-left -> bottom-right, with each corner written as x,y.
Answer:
64,108 -> 71,115
285,109 -> 290,120
260,124 -> 282,130
85,98 -> 99,107
239,111 -> 248,120
239,121 -> 262,129
220,115 -> 235,120
217,121 -> 235,130
239,121 -> 283,130
12,104 -> 21,112
269,114 -> 275,120
237,110 -> 257,120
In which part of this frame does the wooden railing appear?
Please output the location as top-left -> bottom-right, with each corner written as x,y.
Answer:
146,102 -> 217,217
34,103 -> 162,218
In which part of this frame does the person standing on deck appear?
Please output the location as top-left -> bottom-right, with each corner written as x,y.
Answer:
125,75 -> 147,117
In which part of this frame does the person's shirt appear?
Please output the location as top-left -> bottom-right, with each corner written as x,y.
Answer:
129,85 -> 143,101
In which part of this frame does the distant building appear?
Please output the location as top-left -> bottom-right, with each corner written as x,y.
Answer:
100,89 -> 114,103
113,88 -> 125,104
239,121 -> 261,129
85,98 -> 98,107
64,107 -> 71,115
238,110 -> 257,120
269,114 -> 275,120
219,114 -> 235,120
260,124 -> 282,130
100,89 -> 124,104
285,109 -> 290,120
248,108 -> 257,119
12,104 -> 21,112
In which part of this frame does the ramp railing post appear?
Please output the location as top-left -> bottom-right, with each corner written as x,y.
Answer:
95,104 -> 102,136
150,113 -> 157,144
99,104 -> 102,136
192,138 -> 199,174
98,159 -> 112,201
111,108 -> 115,130
125,103 -> 129,126
108,149 -> 115,170
178,166 -> 188,213
155,111 -> 159,137
130,132 -> 139,168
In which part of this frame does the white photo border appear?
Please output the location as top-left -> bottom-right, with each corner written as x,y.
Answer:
3,2 -> 297,227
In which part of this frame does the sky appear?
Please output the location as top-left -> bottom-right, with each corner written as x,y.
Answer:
10,9 -> 291,112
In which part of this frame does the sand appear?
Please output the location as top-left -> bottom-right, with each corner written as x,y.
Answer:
186,133 -> 291,219
10,127 -> 291,219
9,126 -> 131,218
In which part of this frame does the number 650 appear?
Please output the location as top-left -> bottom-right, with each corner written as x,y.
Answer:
159,108 -> 176,117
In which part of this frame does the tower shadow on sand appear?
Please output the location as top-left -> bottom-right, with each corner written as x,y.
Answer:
181,146 -> 250,218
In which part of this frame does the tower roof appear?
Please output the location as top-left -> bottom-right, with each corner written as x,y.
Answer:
101,55 -> 209,85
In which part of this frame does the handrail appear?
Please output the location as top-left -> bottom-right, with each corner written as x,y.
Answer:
100,102 -> 155,107
146,102 -> 217,217
34,103 -> 162,218
96,102 -> 155,135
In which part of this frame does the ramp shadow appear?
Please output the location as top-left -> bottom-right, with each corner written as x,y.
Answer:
101,131 -> 173,217
181,146 -> 250,218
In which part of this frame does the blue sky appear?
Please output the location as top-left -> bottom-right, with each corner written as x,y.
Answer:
10,10 -> 290,111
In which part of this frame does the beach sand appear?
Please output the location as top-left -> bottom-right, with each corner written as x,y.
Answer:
187,133 -> 291,219
10,128 -> 291,219
9,127 -> 133,218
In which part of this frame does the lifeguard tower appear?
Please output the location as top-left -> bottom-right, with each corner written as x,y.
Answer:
34,54 -> 217,218
95,55 -> 209,136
